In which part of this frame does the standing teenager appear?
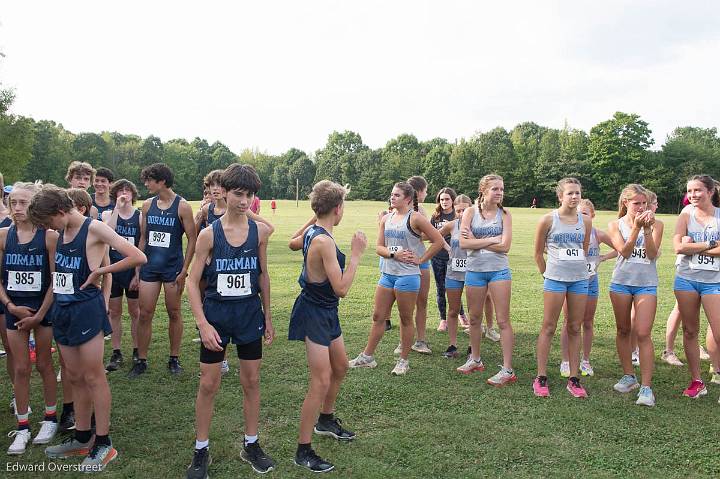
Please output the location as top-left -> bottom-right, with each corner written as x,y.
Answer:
431,187 -> 458,332
0,172 -> 15,405
185,164 -> 275,478
31,185 -> 145,471
92,168 -> 115,222
65,161 -> 99,219
533,178 -> 590,398
459,175 -> 515,386
130,163 -> 197,378
407,176 -> 433,354
1,182 -> 58,454
288,181 -> 367,473
349,182 -> 443,375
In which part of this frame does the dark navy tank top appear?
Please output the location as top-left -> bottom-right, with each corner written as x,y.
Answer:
2,225 -> 50,299
298,225 -> 345,308
144,195 -> 184,272
54,217 -> 100,304
92,194 -> 115,223
208,203 -> 224,225
0,217 -> 11,228
204,219 -> 261,302
109,210 -> 141,265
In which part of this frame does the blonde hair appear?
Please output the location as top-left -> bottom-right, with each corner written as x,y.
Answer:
617,184 -> 649,218
578,198 -> 595,214
646,189 -> 657,205
555,177 -> 582,200
309,180 -> 347,217
477,174 -> 504,212
455,194 -> 472,206
9,181 -> 42,199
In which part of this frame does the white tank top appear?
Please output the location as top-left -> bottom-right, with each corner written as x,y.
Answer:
676,206 -> 720,283
544,210 -> 588,282
466,207 -> 509,273
446,220 -> 467,281
611,218 -> 658,287
380,211 -> 423,276
586,228 -> 600,277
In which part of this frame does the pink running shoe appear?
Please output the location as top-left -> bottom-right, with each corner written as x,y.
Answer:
682,379 -> 707,399
566,377 -> 588,398
533,376 -> 549,397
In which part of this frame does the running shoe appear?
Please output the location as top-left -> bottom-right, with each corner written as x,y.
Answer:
393,343 -> 402,355
631,349 -> 640,366
384,320 -> 392,331
56,369 -> 62,382
580,360 -> 594,377
559,361 -> 570,378
186,447 -> 211,479
566,377 -> 588,398
661,350 -> 684,367
487,367 -> 517,387
7,429 -> 31,455
391,358 -> 409,376
45,436 -> 91,458
437,320 -> 448,332
699,346 -> 710,361
32,420 -> 58,445
636,386 -> 656,407
80,443 -> 118,472
294,447 -> 334,473
456,357 -> 484,374
348,353 -> 377,369
105,351 -> 123,372
442,345 -> 459,359
314,416 -> 355,441
682,379 -> 707,398
613,374 -> 639,393
220,360 -> 229,376
411,340 -> 432,354
710,372 -> 720,385
533,376 -> 549,397
240,441 -> 275,474
58,409 -> 75,432
485,327 -> 501,342
0,349 -> 5,358
168,357 -> 183,375
459,313 -> 469,329
127,360 -> 147,379
103,335 -> 111,341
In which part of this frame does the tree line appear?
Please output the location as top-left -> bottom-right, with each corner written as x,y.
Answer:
1,87 -> 719,213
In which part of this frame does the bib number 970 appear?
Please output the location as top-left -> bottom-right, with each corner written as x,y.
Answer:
52,272 -> 74,294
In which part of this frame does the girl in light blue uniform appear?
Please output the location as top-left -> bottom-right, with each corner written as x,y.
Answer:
533,178 -> 591,399
673,175 -> 720,401
407,176 -> 433,354
607,184 -> 662,406
349,182 -> 444,376
459,175 -> 515,386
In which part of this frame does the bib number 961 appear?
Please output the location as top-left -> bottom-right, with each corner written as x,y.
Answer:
217,273 -> 251,297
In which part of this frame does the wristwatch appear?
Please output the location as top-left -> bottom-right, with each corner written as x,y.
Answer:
708,240 -> 718,249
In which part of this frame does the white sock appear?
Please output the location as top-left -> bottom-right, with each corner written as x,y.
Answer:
195,439 -> 209,450
245,434 -> 258,444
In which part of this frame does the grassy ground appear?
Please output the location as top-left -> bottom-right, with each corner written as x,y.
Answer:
1,200 -> 719,478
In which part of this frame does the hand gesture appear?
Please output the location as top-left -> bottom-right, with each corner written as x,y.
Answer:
199,322 -> 223,352
129,274 -> 140,291
9,304 -> 35,319
80,269 -> 103,290
351,231 -> 368,256
264,320 -> 275,346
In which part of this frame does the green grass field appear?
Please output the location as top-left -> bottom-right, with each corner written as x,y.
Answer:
2,200 -> 719,478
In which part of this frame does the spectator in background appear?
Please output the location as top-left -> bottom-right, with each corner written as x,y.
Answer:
271,198 -> 276,215
250,195 -> 261,214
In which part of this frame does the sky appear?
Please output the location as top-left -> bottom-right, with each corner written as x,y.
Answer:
1,1 -> 719,155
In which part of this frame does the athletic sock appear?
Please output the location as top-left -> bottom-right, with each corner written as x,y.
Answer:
318,413 -> 334,423
62,402 -> 74,413
45,404 -> 57,422
94,434 -> 111,447
244,434 -> 257,445
75,429 -> 93,444
297,443 -> 311,455
132,348 -> 138,356
195,439 -> 209,450
169,355 -> 178,362
16,412 -> 30,431
112,349 -> 121,355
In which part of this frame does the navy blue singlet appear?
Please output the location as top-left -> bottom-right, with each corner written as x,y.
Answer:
298,225 -> 346,308
54,217 -> 100,304
144,195 -> 185,273
204,219 -> 261,302
2,225 -> 50,300
109,209 -> 141,285
92,194 -> 115,223
0,217 -> 11,228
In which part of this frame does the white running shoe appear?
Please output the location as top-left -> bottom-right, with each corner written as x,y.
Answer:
456,357 -> 485,374
7,429 -> 31,455
56,369 -> 62,383
437,320 -> 448,332
411,340 -> 432,354
393,343 -> 402,355
220,360 -> 229,375
486,367 -> 517,387
661,350 -> 684,367
636,386 -> 656,407
485,327 -> 501,342
614,374 -> 640,393
631,349 -> 640,366
32,420 -> 58,445
391,358 -> 409,376
580,360 -> 594,377
348,353 -> 377,369
699,346 -> 710,361
559,361 -> 570,378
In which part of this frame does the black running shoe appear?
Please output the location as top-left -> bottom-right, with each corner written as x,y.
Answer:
59,409 -> 75,432
168,358 -> 183,375
240,441 -> 275,474
295,447 -> 334,473
314,416 -> 355,441
132,350 -> 139,364
127,361 -> 147,379
105,351 -> 123,372
442,345 -> 459,359
186,447 -> 211,479
384,320 -> 392,331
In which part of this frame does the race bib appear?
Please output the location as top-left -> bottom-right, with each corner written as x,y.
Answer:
586,262 -> 597,276
111,236 -> 136,251
148,230 -> 171,248
217,273 -> 251,297
388,245 -> 404,254
53,272 -> 74,294
435,221 -> 446,230
451,257 -> 467,272
690,254 -> 720,271
7,271 -> 42,292
559,248 -> 585,261
628,247 -> 650,264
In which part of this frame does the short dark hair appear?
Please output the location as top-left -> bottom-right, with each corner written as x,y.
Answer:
220,164 -> 261,194
95,167 -> 115,183
109,179 -> 139,203
140,163 -> 174,187
28,185 -> 74,226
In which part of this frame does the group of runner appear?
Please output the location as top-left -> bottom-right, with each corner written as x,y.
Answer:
1,163 -> 719,476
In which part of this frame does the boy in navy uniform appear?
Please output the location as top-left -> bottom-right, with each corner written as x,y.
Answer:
28,185 -> 146,472
65,161 -> 99,220
185,164 -> 275,478
91,167 -> 115,222
130,163 -> 197,378
288,181 -> 367,472
102,179 -> 142,371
